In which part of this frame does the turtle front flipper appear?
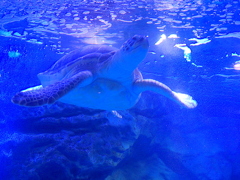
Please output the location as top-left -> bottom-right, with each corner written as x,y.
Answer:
133,79 -> 197,109
12,71 -> 93,106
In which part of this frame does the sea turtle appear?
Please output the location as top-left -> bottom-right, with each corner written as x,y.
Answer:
12,35 -> 197,110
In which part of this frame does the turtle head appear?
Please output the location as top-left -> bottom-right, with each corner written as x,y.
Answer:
119,35 -> 149,67
107,35 -> 149,76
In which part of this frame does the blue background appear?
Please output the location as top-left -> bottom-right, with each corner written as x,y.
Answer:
0,0 -> 240,179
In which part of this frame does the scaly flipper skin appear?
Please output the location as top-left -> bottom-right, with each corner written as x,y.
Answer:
12,71 -> 92,106
133,79 -> 197,109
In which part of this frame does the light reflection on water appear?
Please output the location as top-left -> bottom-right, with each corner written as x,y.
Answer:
0,0 -> 239,53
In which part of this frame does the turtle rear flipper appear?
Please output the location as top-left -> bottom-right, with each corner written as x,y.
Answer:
12,71 -> 92,106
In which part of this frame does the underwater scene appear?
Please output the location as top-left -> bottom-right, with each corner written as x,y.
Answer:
1,0 -> 240,179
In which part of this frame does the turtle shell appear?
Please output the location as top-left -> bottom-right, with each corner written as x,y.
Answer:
38,45 -> 118,87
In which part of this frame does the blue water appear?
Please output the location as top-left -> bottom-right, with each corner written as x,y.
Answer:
1,0 -> 240,179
